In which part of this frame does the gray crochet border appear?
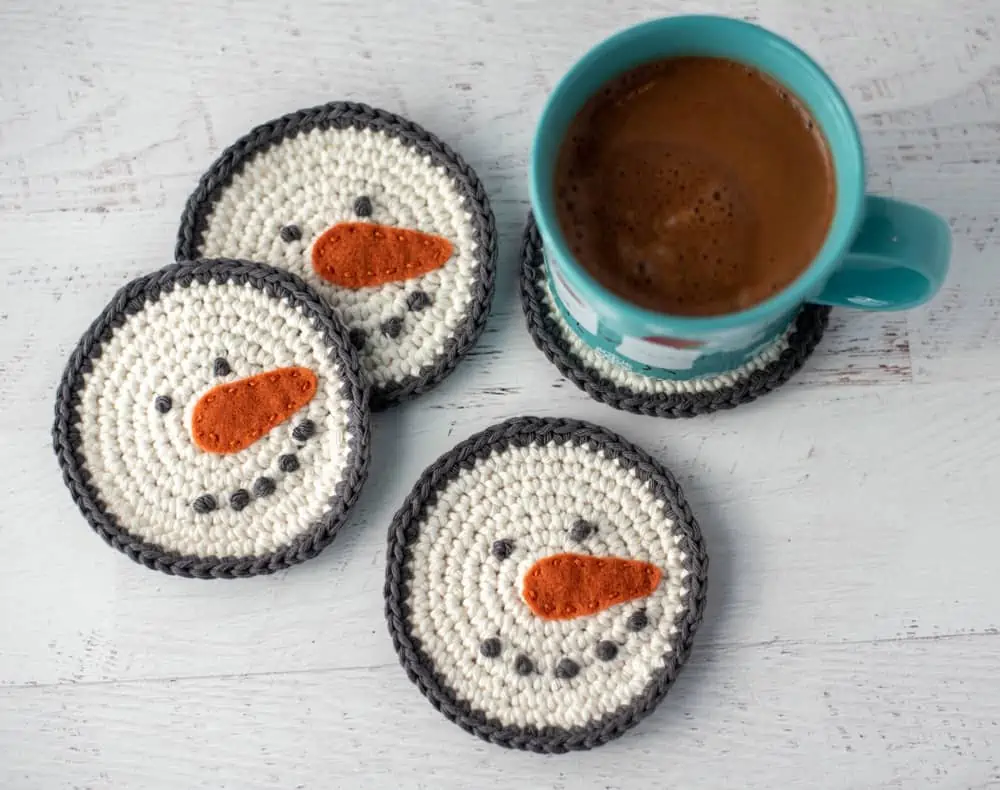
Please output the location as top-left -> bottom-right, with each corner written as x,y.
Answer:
175,101 -> 497,411
384,416 -> 709,753
52,260 -> 372,579
520,214 -> 831,417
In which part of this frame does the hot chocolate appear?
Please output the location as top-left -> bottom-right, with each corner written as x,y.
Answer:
554,56 -> 836,317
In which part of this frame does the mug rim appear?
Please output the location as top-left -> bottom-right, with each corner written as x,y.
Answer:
529,14 -> 866,333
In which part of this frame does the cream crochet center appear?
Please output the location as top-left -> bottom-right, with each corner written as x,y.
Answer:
75,280 -> 354,559
196,126 -> 479,389
406,440 -> 691,730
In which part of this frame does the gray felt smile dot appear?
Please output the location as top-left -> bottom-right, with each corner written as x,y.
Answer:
348,328 -> 367,351
595,641 -> 618,661
626,609 -> 649,632
554,658 -> 580,680
514,654 -> 534,676
385,416 -> 708,752
253,477 -> 276,498
230,489 -> 251,512
192,494 -> 217,514
381,317 -> 403,339
292,420 -> 316,442
53,260 -> 371,579
479,638 -> 502,658
407,290 -> 433,312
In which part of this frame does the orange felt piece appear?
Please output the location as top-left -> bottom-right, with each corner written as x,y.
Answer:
311,222 -> 453,289
522,553 -> 662,620
191,366 -> 317,455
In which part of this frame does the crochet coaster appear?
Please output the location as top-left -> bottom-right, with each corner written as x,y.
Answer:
520,214 -> 831,417
176,102 -> 497,410
385,416 -> 708,752
53,260 -> 370,579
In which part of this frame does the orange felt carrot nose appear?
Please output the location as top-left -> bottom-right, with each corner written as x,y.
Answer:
522,553 -> 662,621
311,222 -> 453,289
191,366 -> 317,454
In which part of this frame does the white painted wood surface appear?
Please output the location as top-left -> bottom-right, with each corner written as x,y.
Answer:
2,0 -> 999,786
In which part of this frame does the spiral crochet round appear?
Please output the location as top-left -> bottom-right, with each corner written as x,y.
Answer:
385,416 -> 708,752
53,260 -> 371,579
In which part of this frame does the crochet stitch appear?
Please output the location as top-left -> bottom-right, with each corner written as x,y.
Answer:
520,214 -> 830,416
385,416 -> 708,752
176,102 -> 497,410
53,260 -> 370,578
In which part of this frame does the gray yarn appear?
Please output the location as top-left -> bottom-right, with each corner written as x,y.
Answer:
380,316 -> 404,339
353,195 -> 373,218
52,259 -> 371,580
569,518 -> 595,542
520,214 -> 831,417
280,224 -> 302,243
384,416 -> 709,753
252,477 -> 276,499
292,419 -> 316,442
175,101 -> 497,411
230,489 -> 251,512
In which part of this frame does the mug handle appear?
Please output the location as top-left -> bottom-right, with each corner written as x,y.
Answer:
813,196 -> 951,311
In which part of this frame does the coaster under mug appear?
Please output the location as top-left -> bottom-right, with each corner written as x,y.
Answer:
520,214 -> 831,417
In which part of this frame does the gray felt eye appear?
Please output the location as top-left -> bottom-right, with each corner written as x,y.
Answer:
479,638 -> 502,658
492,539 -> 514,560
353,196 -> 373,217
569,518 -> 595,542
280,224 -> 302,243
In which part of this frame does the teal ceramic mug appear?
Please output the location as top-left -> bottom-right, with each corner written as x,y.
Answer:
529,15 -> 952,379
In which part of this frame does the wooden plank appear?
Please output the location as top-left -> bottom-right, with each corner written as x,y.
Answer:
2,635 -> 998,790
3,0 -> 1000,786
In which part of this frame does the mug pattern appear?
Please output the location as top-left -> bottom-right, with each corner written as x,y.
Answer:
545,250 -> 796,379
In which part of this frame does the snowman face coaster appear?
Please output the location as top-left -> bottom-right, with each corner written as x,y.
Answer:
385,417 -> 708,752
176,102 -> 497,410
520,215 -> 831,417
53,261 -> 370,578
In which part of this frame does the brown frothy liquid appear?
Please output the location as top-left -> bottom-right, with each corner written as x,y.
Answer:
554,57 -> 836,316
